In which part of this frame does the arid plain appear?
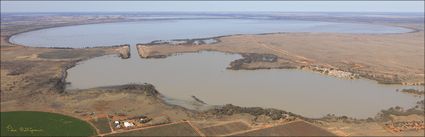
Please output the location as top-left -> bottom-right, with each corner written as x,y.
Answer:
1,12 -> 424,136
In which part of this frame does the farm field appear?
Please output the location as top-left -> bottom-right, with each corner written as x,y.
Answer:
199,121 -> 251,136
90,117 -> 112,134
0,111 -> 97,136
1,2 -> 424,136
105,122 -> 200,136
232,121 -> 336,136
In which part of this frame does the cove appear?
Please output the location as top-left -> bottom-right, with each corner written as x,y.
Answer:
66,52 -> 420,118
9,18 -> 420,118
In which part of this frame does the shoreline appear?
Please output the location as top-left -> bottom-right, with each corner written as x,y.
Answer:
3,14 -> 424,117
5,17 -> 420,94
60,50 -> 422,120
136,33 -> 424,86
6,16 -> 421,48
3,19 -> 421,119
6,17 -> 422,86
2,14 -> 424,136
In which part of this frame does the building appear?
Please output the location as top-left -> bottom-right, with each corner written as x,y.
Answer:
123,121 -> 134,128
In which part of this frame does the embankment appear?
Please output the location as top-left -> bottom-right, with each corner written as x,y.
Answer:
116,44 -> 131,59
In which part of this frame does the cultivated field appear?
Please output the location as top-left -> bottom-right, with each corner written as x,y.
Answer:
90,117 -> 112,134
105,122 -> 200,136
1,12 -> 424,136
0,111 -> 97,136
199,121 -> 251,136
232,121 -> 336,136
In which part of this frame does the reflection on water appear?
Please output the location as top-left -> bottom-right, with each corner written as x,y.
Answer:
66,52 -> 421,118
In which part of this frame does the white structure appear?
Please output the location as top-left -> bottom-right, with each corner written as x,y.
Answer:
123,121 -> 134,128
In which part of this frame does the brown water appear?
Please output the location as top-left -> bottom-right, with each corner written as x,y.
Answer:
10,18 -> 421,118
66,51 -> 421,118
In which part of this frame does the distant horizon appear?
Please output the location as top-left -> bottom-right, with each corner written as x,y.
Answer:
2,1 -> 424,13
2,11 -> 425,13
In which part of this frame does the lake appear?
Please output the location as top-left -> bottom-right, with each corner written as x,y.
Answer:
10,18 -> 420,118
10,19 -> 412,48
65,52 -> 420,118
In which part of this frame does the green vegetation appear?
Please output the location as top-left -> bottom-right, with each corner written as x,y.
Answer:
1,111 -> 97,136
90,117 -> 112,134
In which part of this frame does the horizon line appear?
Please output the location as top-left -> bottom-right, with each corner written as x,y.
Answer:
2,11 -> 424,13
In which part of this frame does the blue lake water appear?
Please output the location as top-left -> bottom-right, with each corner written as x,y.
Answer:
10,19 -> 412,48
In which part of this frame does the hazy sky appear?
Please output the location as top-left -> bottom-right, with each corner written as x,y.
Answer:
1,1 -> 424,13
